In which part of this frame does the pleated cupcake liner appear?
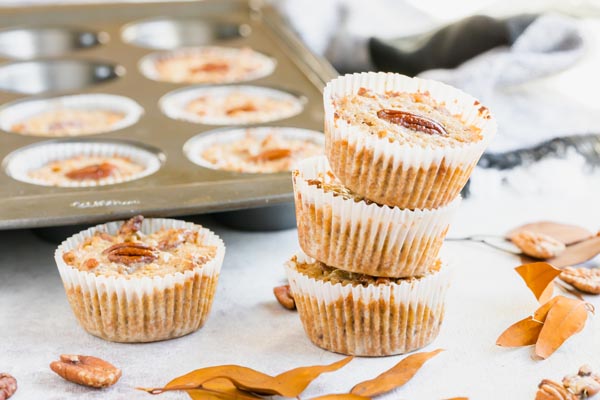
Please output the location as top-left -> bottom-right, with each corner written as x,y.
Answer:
324,71 -> 496,209
54,218 -> 225,343
285,251 -> 450,356
293,156 -> 459,277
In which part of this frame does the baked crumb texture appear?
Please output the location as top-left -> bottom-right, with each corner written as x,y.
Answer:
144,46 -> 275,84
286,252 -> 449,356
12,109 -> 124,137
324,72 -> 496,209
293,156 -> 459,277
54,217 -> 225,343
193,128 -> 323,173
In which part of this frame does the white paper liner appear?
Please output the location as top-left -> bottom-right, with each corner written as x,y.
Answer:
184,126 -> 324,172
0,94 -> 144,137
294,156 -> 459,277
54,217 -> 226,342
285,251 -> 450,356
160,85 -> 304,126
4,140 -> 163,187
323,72 -> 497,209
139,46 -> 276,84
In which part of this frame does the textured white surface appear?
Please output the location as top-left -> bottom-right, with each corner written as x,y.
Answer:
1,173 -> 600,399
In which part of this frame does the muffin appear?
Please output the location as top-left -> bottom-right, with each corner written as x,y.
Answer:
4,141 -> 162,188
55,216 -> 225,342
0,94 -> 143,137
293,156 -> 459,277
285,251 -> 450,356
28,155 -> 144,187
185,127 -> 323,173
140,46 -> 275,84
324,72 -> 496,209
160,85 -> 303,125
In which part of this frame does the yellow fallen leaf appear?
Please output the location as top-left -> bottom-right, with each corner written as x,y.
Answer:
350,349 -> 444,397
311,395 -> 371,400
496,316 -> 543,347
515,262 -> 561,303
535,296 -> 590,359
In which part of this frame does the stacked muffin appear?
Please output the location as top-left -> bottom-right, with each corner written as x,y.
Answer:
285,72 -> 496,356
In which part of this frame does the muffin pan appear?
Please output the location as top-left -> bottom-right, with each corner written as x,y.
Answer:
0,0 -> 337,230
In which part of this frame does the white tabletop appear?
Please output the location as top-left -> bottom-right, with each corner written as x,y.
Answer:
1,175 -> 599,400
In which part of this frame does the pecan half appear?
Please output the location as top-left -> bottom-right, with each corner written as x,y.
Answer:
274,285 -> 296,310
65,162 -> 117,181
510,230 -> 566,259
226,103 -> 257,115
377,109 -> 447,136
560,267 -> 600,294
118,215 -> 144,236
50,355 -> 121,388
104,242 -> 158,265
250,148 -> 292,162
536,379 -> 576,400
563,365 -> 600,398
0,373 -> 17,400
190,62 -> 229,73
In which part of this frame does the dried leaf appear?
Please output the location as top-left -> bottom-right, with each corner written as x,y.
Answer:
350,349 -> 443,397
507,222 -> 592,245
186,378 -> 262,400
496,316 -> 543,347
145,357 -> 353,398
548,236 -> 600,268
515,262 -> 561,303
310,395 -> 371,400
535,296 -> 590,359
533,297 -> 560,322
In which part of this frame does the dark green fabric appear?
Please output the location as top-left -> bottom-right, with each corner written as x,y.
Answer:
369,14 -> 538,76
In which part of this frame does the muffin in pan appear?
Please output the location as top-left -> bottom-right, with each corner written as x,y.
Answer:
55,215 -> 226,343
0,94 -> 143,137
140,46 -> 275,84
184,126 -> 323,173
160,85 -> 304,125
285,251 -> 450,356
324,72 -> 496,210
293,156 -> 459,277
4,140 -> 162,187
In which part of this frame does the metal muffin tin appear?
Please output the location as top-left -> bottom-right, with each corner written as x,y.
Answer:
0,0 -> 337,230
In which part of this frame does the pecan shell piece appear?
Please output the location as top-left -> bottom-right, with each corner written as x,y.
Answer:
65,162 -> 117,181
50,354 -> 121,388
104,242 -> 158,265
0,373 -> 17,400
560,267 -> 600,294
377,109 -> 447,136
118,215 -> 144,236
535,379 -> 576,400
273,284 -> 296,310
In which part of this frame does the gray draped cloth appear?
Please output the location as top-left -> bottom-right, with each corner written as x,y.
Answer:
369,14 -> 600,169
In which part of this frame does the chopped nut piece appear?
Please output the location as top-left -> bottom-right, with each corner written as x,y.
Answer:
82,258 -> 99,271
225,103 -> 257,115
250,148 -> 292,162
0,373 -> 17,400
376,109 -> 447,136
65,162 -> 117,181
104,242 -> 158,265
562,365 -> 600,398
50,354 -> 121,388
274,284 -> 296,310
510,230 -> 566,259
62,251 -> 76,265
560,267 -> 600,295
118,215 -> 144,236
536,379 -> 577,400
